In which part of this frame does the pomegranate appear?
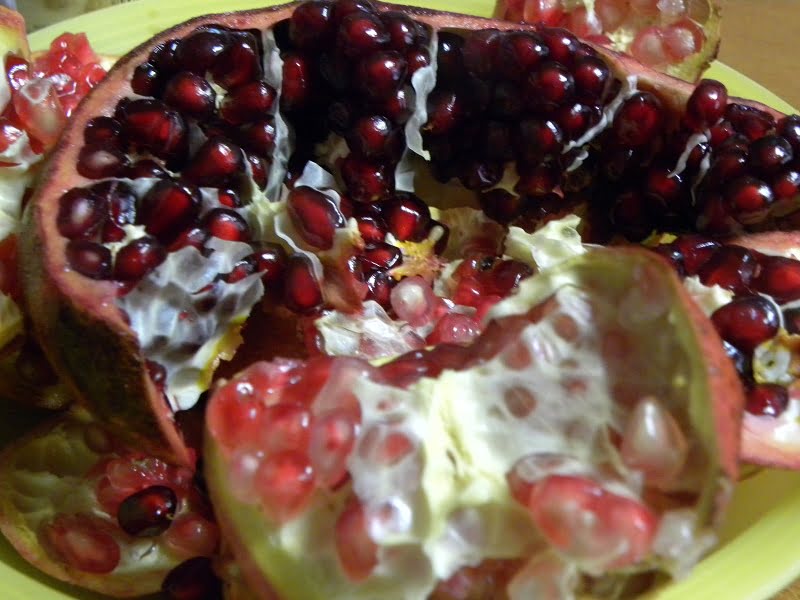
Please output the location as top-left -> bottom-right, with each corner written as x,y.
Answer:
494,0 -> 721,81
0,414 -> 219,596
205,248 -> 741,599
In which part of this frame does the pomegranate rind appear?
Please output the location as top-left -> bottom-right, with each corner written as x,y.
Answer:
0,412 -> 201,597
205,247 -> 743,599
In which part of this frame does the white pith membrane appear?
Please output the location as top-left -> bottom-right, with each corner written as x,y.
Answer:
0,413 -> 208,595
205,247 -> 727,600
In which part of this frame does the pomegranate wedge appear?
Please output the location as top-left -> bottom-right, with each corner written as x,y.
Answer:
0,413 -> 219,597
205,247 -> 742,599
19,0 -> 799,471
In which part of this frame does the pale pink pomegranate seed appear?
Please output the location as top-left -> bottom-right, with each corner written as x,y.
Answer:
253,450 -> 315,523
595,0 -> 629,30
426,313 -> 480,345
630,26 -> 669,67
335,498 -> 378,581
564,7 -> 603,37
206,381 -> 268,449
522,0 -> 564,25
226,448 -> 263,503
164,514 -> 221,558
13,78 -> 67,149
358,425 -> 415,466
629,0 -> 660,16
527,475 -> 658,569
309,408 -> 357,489
259,402 -> 312,454
41,514 -> 121,574
390,276 -> 441,327
662,18 -> 705,62
503,386 -> 538,418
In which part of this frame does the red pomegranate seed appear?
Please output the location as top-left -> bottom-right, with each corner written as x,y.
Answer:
672,234 -> 720,275
384,193 -> 430,241
174,28 -> 231,75
217,188 -> 241,208
356,51 -> 407,100
127,159 -> 168,179
749,134 -> 794,176
572,55 -> 611,102
461,29 -> 501,80
224,258 -> 257,284
684,79 -> 728,132
514,118 -> 564,165
120,98 -> 188,162
83,116 -> 121,146
724,176 -> 774,225
211,31 -> 262,90
381,11 -> 420,51
496,31 -> 550,82
340,155 -> 394,203
337,11 -> 389,58
404,47 -> 430,76
66,240 -> 112,279
162,556 -> 222,600
287,186 -> 346,250
220,80 -> 277,125
479,189 -> 526,224
725,103 -> 775,141
705,149 -> 748,189
162,71 -> 216,120
289,0 -> 335,49
332,0 -> 378,23
138,179 -> 201,242
554,102 -> 599,140
56,188 -> 106,239
360,242 -> 402,271
753,255 -> 800,303
772,168 -> 800,201
254,450 -> 315,523
777,114 -> 800,153
201,208 -> 250,242
539,27 -> 579,66
284,254 -> 323,313
484,260 -> 534,296
40,514 -> 120,574
516,163 -> 559,197
458,160 -> 503,191
746,383 -> 789,417
280,52 -> 314,113
258,402 -> 312,455
356,216 -> 386,244
237,119 -> 277,158
247,153 -> 269,190
525,61 -> 575,111
423,90 -> 465,135
435,31 -> 465,83
117,485 -> 177,537
308,409 -> 357,488
148,39 -> 179,73
710,294 -> 779,353
76,144 -> 129,179
182,137 -> 245,188
114,237 -> 166,281
613,92 -> 663,147
366,269 -> 394,306
698,245 -> 758,294
335,498 -> 378,581
169,226 -> 209,252
427,313 -> 480,345
373,85 -> 413,125
251,243 -> 287,284
131,62 -> 161,96
346,114 -> 401,160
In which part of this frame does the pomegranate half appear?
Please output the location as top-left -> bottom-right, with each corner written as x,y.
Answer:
19,1 -> 800,469
204,247 -> 742,599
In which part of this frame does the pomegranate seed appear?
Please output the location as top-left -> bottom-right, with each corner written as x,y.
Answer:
120,98 -> 188,162
516,163 -> 560,197
777,114 -> 800,153
390,276 -> 440,327
356,216 -> 386,244
772,168 -> 800,201
725,103 -> 776,141
169,226 -> 208,252
247,153 -> 269,190
332,0 -> 378,24
92,180 -> 137,227
484,260 -> 534,296
753,255 -> 800,303
280,52 -> 313,112
131,62 -> 161,96
220,80 -> 277,125
284,254 -> 323,313
335,498 -> 378,581
217,189 -> 241,208
76,144 -> 129,179
479,189 -> 526,224
174,28 -> 231,74
704,149 -> 748,189
162,557 -> 223,600
572,55 -> 611,102
127,159 -> 168,179
164,514 -> 220,559
662,18 -> 705,62
366,269 -> 395,306
182,137 -> 245,188
162,71 -> 216,120
252,243 -> 287,284
337,11 -> 389,58
13,78 -> 66,149
672,234 -> 720,275
539,27 -> 579,65
404,47 -> 430,76
749,134 -> 794,175
347,114 -> 401,160
117,485 -> 177,536
356,51 -> 407,100
373,85 -> 413,125
554,102 -> 599,140
56,188 -> 105,239
427,313 -> 480,345
613,92 -> 663,147
423,90 -> 465,135
237,119 -> 277,158
461,29 -> 501,80
138,179 -> 201,242
525,61 -> 575,111
211,31 -> 262,90
254,450 -> 315,523
40,514 -> 120,574
381,11 -> 419,51
595,0 -> 629,30
201,208 -> 250,242
83,116 -> 122,146
684,79 -> 728,131
698,245 -> 758,295
114,237 -> 166,281
496,32 -> 549,82
514,118 -> 564,164
436,32 -> 465,83
630,26 -> 668,67
340,155 -> 394,203
287,186 -> 346,250
360,243 -> 402,271
224,258 -> 257,283
711,294 -> 779,354
148,39 -> 179,73
746,383 -> 789,417
289,0 -> 335,50
459,160 -> 503,191
384,193 -> 430,241
724,176 -> 774,225
66,240 -> 112,279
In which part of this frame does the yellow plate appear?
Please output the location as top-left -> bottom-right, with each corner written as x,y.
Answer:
4,0 -> 797,598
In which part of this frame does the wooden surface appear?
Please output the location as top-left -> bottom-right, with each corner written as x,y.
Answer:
717,0 -> 800,110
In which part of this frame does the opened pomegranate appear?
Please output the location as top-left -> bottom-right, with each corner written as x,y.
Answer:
205,248 -> 741,599
15,0 -> 798,494
494,0 -> 721,81
0,414 -> 219,597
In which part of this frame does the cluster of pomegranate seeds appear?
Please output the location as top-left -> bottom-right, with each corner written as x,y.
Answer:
3,33 -> 106,153
653,234 -> 800,416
